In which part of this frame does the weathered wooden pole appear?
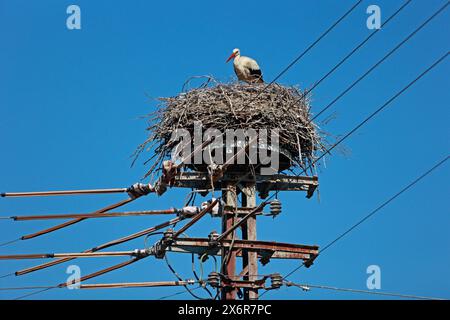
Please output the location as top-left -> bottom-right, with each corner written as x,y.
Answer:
221,182 -> 238,300
241,182 -> 258,300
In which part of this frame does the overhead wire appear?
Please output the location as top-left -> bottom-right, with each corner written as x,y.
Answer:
157,285 -> 203,300
259,50 -> 449,297
286,282 -> 445,300
164,253 -> 209,300
254,0 -> 363,98
293,50 -> 449,181
294,0 -> 413,108
259,155 -> 449,299
309,0 -> 450,123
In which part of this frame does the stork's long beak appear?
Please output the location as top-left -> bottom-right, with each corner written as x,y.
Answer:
226,52 -> 236,63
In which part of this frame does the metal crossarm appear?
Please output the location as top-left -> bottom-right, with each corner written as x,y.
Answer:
165,237 -> 319,265
173,172 -> 319,198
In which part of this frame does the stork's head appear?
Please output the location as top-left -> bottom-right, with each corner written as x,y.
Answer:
226,48 -> 240,63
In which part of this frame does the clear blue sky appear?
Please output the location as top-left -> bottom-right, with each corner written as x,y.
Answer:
0,0 -> 449,300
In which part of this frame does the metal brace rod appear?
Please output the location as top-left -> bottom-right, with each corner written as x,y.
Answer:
10,209 -> 178,221
80,280 -> 195,289
20,198 -> 135,240
0,188 -> 128,198
15,216 -> 184,276
59,257 -> 144,288
0,250 -> 148,260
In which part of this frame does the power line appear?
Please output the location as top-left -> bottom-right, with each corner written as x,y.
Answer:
132,1 -> 364,183
265,51 -> 450,290
261,0 -> 363,90
297,50 -> 448,179
286,282 -> 446,300
128,0 -> 407,184
0,285 -> 56,291
13,287 -> 56,300
234,8 -> 450,300
321,155 -> 449,254
295,0 -> 413,107
232,0 -> 363,112
157,285 -> 203,300
0,272 -> 14,279
280,2 -> 450,180
116,2 -> 365,215
164,254 -> 209,300
259,155 -> 449,300
0,238 -> 20,248
134,1 -> 362,164
309,1 -> 450,122
283,155 -> 449,280
137,1 -> 363,161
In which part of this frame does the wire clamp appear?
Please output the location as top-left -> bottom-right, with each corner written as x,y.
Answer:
132,249 -> 149,258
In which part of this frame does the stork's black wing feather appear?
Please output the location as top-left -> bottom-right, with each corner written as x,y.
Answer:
249,68 -> 262,76
248,68 -> 263,83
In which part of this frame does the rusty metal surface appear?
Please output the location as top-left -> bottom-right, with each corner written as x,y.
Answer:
12,209 -> 178,221
21,198 -> 135,240
80,280 -> 195,289
166,238 -> 319,265
221,277 -> 267,290
1,188 -> 128,197
0,250 -> 146,260
173,171 -> 319,198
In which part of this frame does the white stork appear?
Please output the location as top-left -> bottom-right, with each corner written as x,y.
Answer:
226,48 -> 264,84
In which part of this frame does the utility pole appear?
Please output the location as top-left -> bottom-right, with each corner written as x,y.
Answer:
173,170 -> 319,301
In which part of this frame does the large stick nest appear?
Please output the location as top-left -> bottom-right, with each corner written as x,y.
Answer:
135,76 -> 329,178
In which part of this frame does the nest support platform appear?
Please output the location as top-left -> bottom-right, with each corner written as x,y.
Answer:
173,170 -> 318,199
